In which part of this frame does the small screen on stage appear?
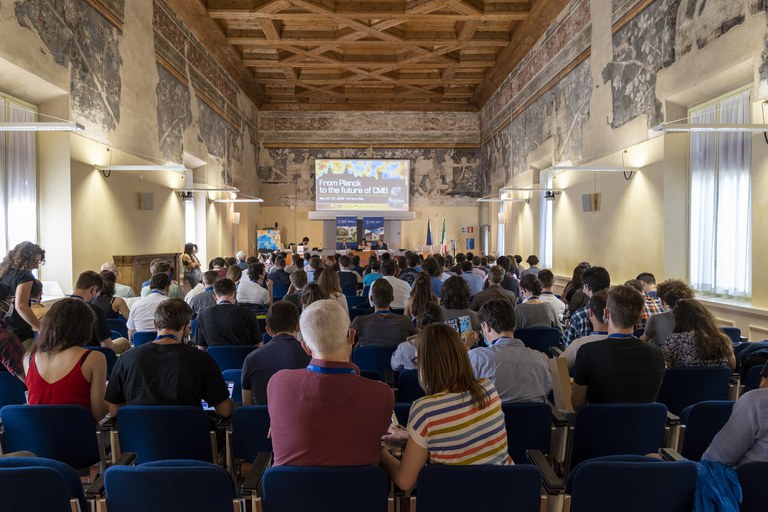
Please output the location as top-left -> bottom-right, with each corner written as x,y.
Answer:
315,159 -> 409,211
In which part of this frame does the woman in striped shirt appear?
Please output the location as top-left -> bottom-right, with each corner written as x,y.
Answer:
380,323 -> 512,490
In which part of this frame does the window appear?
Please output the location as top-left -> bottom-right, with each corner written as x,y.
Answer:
496,202 -> 505,255
0,94 -> 38,255
539,169 -> 554,269
689,88 -> 751,297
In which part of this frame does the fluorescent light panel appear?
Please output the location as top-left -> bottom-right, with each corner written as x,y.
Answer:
654,123 -> 768,133
500,187 -> 564,193
476,196 -> 524,203
553,165 -> 640,173
0,121 -> 84,131
174,186 -> 239,193
212,198 -> 263,203
96,165 -> 187,172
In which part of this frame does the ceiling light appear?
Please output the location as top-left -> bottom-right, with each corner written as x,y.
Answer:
96,165 -> 187,172
175,185 -> 240,193
653,123 -> 768,133
0,121 -> 84,131
212,197 -> 264,203
500,187 -> 564,193
475,195 -> 525,203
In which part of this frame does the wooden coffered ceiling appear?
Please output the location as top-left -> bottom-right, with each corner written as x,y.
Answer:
189,0 -> 571,111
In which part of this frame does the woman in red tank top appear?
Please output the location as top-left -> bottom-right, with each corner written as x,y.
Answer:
24,298 -> 108,421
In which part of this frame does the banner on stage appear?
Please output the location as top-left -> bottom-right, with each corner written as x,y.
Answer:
257,229 -> 282,251
363,217 -> 385,245
336,217 -> 358,250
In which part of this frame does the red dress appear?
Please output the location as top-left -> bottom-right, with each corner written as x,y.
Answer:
26,350 -> 92,411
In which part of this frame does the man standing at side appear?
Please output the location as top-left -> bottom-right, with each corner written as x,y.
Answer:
469,299 -> 551,403
563,266 -> 610,346
241,301 -> 309,405
195,278 -> 261,349
570,285 -> 665,411
268,299 -> 393,466
106,299 -> 233,417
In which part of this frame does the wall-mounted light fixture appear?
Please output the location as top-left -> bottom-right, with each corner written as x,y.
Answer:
174,184 -> 239,198
211,194 -> 264,203
96,164 -> 187,178
0,121 -> 84,131
653,123 -> 768,133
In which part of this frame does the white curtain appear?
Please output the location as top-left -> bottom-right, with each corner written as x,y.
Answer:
539,170 -> 553,269
0,97 -> 6,256
497,202 -> 505,255
4,101 -> 37,252
689,90 -> 751,297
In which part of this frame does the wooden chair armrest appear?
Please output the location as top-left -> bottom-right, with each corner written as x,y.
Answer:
526,449 -> 564,493
241,452 -> 273,497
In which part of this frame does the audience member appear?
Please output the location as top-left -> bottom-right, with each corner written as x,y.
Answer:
521,255 -> 540,277
300,283 -> 326,309
107,299 -> 233,417
470,299 -> 551,403
242,301 -> 309,405
24,299 -> 108,421
363,260 -> 382,286
0,283 -> 26,382
307,256 -> 322,283
404,272 -> 439,320
440,276 -> 481,334
391,302 -> 443,371
399,253 -> 421,285
182,243 -> 203,289
236,250 -> 249,271
140,260 -> 184,299
662,299 -> 735,369
513,255 -> 524,277
571,285 -> 665,410
285,253 -> 302,274
236,263 -> 271,306
561,290 -> 608,368
268,257 -> 292,287
380,323 -> 512,490
515,275 -> 561,332
317,268 -> 349,314
127,273 -> 171,338
470,256 -> 488,278
459,260 -> 484,296
225,265 -> 242,284
188,270 -> 220,317
470,266 -> 517,311
450,253 -> 465,274
195,278 -> 261,349
94,271 -> 130,319
537,269 -> 566,321
337,255 -> 360,291
100,261 -> 136,298
562,262 -> 590,310
351,255 -> 365,277
283,269 -> 307,312
0,241 -> 44,343
564,266 -> 610,346
641,279 -> 695,347
268,300 -> 393,466
69,271 -> 120,352
635,272 -> 664,329
368,260 -> 410,309
353,279 -> 417,347
420,257 -> 444,296
483,255 -> 519,296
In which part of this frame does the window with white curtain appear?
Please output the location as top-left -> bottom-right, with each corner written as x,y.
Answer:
539,169 -> 554,269
496,202 -> 505,255
0,94 -> 38,256
689,88 -> 752,297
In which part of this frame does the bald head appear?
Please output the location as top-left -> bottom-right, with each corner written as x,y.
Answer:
101,262 -> 118,276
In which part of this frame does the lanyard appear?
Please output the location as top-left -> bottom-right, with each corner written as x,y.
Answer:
306,364 -> 357,375
590,331 -> 608,336
541,291 -> 554,295
205,287 -> 214,292
150,290 -> 167,296
491,336 -> 514,346
607,333 -> 634,339
217,300 -> 232,305
70,294 -> 84,301
154,334 -> 178,341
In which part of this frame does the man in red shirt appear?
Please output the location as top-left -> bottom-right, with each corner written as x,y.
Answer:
267,299 -> 393,466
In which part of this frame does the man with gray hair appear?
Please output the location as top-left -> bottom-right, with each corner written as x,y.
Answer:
267,299 -> 393,466
100,262 -> 135,298
470,266 -> 517,311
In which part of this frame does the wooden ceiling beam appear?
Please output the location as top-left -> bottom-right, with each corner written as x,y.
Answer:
242,60 -> 493,69
229,36 -> 510,47
209,10 -> 530,21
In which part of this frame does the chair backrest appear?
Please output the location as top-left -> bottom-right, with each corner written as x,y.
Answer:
721,326 -> 741,345
362,285 -> 371,298
88,346 -> 117,379
744,365 -> 763,393
116,405 -> 214,464
678,400 -> 734,461
393,402 -> 411,427
107,318 -> 128,338
0,371 -> 27,408
105,460 -> 236,512
514,327 -> 561,357
0,456 -> 87,512
567,456 -> 697,512
341,284 -> 357,297
0,404 -> 100,470
132,331 -> 157,347
656,367 -> 732,415
352,346 -> 397,381
206,345 -> 256,371
190,318 -> 198,337
501,402 -> 552,464
415,464 -> 542,512
231,405 -> 272,461
261,466 -> 389,512
736,462 -> 768,512
346,296 -> 368,309
397,370 -> 425,403
570,403 -> 668,469
272,285 -> 289,301
221,369 -> 242,403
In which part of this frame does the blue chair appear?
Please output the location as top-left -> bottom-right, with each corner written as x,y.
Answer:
566,455 -> 697,512
108,318 -> 128,338
132,331 -> 157,347
346,295 -> 368,309
414,464 -> 543,512
390,308 -> 405,315
260,466 -> 389,512
111,329 -> 123,339
397,370 -> 425,403
0,404 -> 101,470
89,346 -> 117,379
743,364 -> 763,393
721,326 -> 741,344
0,457 -> 88,512
272,285 -> 289,301
191,318 -> 198,337
394,402 -> 411,427
352,346 -> 397,382
0,371 -> 26,408
207,346 -> 257,371
656,366 -> 732,415
633,328 -> 645,338
514,327 -> 562,357
502,402 -> 552,464
222,369 -> 242,403
341,284 -> 357,297
115,405 -> 215,464
105,460 -> 238,512
262,331 -> 272,344
229,405 -> 272,477
257,317 -> 268,334
362,285 -> 371,298
569,403 -> 668,471
736,462 -> 768,512
678,400 -> 734,461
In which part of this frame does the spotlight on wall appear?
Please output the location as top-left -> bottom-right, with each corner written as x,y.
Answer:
544,191 -> 560,202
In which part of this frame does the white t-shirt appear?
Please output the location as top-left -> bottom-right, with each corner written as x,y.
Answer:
237,279 -> 270,305
184,283 -> 205,304
368,275 -> 412,309
561,333 -> 608,368
126,291 -> 169,332
540,292 -> 566,321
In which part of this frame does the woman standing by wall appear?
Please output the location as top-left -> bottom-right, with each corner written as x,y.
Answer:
0,241 -> 45,345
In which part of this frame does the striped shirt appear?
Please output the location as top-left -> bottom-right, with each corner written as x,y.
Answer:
407,379 -> 513,465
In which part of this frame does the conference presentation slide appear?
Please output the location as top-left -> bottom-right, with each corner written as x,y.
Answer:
315,159 -> 409,211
